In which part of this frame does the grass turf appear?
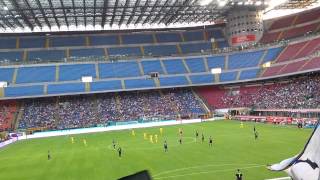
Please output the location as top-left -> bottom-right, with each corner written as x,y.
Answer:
0,120 -> 312,180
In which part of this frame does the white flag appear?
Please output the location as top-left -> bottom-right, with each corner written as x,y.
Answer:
268,122 -> 320,180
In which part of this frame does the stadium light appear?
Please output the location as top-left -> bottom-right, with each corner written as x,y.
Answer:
0,82 -> 8,88
218,0 -> 228,7
200,0 -> 213,6
3,6 -> 8,11
81,76 -> 93,83
262,61 -> 271,68
211,68 -> 222,74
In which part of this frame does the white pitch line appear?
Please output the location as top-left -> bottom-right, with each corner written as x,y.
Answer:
153,164 -> 265,179
153,163 -> 260,177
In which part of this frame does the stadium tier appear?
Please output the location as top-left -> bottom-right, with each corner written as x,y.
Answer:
261,7 -> 320,43
0,101 -> 17,131
18,89 -> 206,130
197,74 -> 320,109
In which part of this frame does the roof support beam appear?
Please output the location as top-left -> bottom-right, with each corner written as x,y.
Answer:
165,0 -> 191,25
101,0 -> 109,27
4,0 -> 31,29
58,0 -> 68,27
83,0 -> 87,27
126,0 -> 141,25
151,0 -> 170,24
35,0 -> 51,29
22,0 -> 42,28
159,0 -> 180,24
119,0 -> 130,26
142,0 -> 160,24
93,0 -> 97,26
110,0 -> 120,26
135,0 -> 149,25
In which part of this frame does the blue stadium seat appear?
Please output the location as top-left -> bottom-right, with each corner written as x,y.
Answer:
217,41 -> 229,48
163,59 -> 187,74
28,50 -> 65,62
50,36 -> 85,47
0,38 -> 16,49
0,51 -> 23,62
220,71 -> 238,82
180,42 -> 212,53
20,37 -> 45,48
122,34 -> 153,44
99,62 -> 140,78
183,31 -> 204,41
207,29 -> 225,39
239,69 -> 260,80
16,66 -> 56,83
263,47 -> 284,63
155,33 -> 182,42
90,35 -> 119,45
48,83 -> 85,94
125,78 -> 155,89
185,58 -> 206,73
0,68 -> 14,83
159,76 -> 189,86
144,45 -> 178,56
5,85 -> 43,97
69,48 -> 105,58
207,56 -> 225,69
228,51 -> 264,69
91,80 -> 122,91
190,74 -> 214,84
108,47 -> 141,57
141,60 -> 164,74
59,64 -> 96,81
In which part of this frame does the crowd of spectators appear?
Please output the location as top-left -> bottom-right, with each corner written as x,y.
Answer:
0,101 -> 17,131
17,89 -> 206,130
219,74 -> 320,109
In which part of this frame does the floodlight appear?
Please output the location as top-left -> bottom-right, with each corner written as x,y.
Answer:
211,68 -> 222,74
200,0 -> 212,6
0,82 -> 8,88
263,61 -> 271,68
82,76 -> 93,83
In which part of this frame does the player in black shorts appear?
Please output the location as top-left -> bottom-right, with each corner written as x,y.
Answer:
118,147 -> 122,157
209,136 -> 213,147
196,130 -> 199,139
253,125 -> 256,133
235,169 -> 242,180
47,150 -> 51,160
201,133 -> 205,143
112,139 -> 116,149
179,138 -> 182,144
164,140 -> 168,152
254,131 -> 259,140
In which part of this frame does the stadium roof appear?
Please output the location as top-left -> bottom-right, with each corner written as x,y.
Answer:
0,0 -> 318,33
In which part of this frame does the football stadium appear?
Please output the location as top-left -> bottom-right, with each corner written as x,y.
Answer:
0,0 -> 320,179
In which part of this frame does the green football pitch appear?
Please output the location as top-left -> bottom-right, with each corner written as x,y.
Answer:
0,120 -> 312,180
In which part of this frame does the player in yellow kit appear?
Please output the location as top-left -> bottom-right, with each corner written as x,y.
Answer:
155,134 -> 158,143
149,135 -> 154,143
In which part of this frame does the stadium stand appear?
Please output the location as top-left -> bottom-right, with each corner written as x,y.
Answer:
162,59 -> 187,74
16,66 -> 56,83
0,51 -> 22,63
99,62 -> 141,78
206,56 -> 225,69
180,42 -> 212,53
220,71 -> 238,82
197,74 -> 320,109
47,83 -> 85,94
155,33 -> 182,43
239,68 -> 260,80
69,48 -> 105,58
17,89 -> 205,129
4,85 -> 44,97
0,38 -> 17,49
108,47 -> 142,57
262,47 -> 284,63
50,36 -> 85,47
276,41 -> 308,62
28,50 -> 65,62
159,76 -> 189,86
182,31 -> 204,41
19,37 -> 46,48
143,45 -> 178,56
185,58 -> 206,73
90,35 -> 119,45
124,78 -> 155,89
59,64 -> 96,81
90,80 -> 122,91
189,74 -> 214,84
122,34 -> 154,44
0,101 -> 17,131
0,68 -> 14,83
228,51 -> 263,69
141,60 -> 164,75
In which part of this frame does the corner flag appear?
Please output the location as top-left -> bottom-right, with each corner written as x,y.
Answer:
268,121 -> 320,180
